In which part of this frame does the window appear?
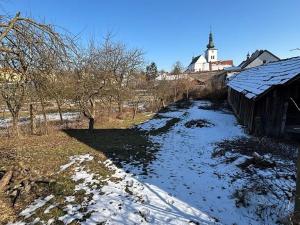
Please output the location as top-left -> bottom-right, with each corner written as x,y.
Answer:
263,60 -> 267,64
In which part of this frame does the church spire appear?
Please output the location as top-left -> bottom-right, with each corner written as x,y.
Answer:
207,31 -> 215,49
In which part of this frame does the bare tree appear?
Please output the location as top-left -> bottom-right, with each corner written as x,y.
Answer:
148,78 -> 172,110
31,42 -> 73,132
0,12 -> 73,135
171,61 -> 184,75
181,77 -> 195,100
128,72 -> 147,119
73,41 -> 106,132
49,71 -> 74,122
99,36 -> 144,115
171,61 -> 184,102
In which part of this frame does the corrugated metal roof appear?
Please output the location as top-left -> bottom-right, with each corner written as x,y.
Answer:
228,56 -> 300,100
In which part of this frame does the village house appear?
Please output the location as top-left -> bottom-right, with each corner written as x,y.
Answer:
225,50 -> 280,80
227,56 -> 300,138
238,49 -> 280,69
186,32 -> 233,72
155,72 -> 188,81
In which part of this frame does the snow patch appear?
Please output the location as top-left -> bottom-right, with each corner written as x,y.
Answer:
60,154 -> 93,172
0,112 -> 80,128
19,195 -> 54,219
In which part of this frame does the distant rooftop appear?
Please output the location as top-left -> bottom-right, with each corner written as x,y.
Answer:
238,50 -> 280,69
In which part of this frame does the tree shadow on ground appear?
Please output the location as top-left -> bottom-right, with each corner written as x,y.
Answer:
63,100 -> 189,172
62,101 -> 217,224
63,128 -> 159,174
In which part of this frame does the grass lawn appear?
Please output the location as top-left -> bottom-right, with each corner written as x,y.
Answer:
0,112 -> 154,224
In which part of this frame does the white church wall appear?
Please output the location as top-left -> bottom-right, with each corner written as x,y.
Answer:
203,63 -> 210,71
195,63 -> 208,72
206,49 -> 218,62
190,55 -> 207,72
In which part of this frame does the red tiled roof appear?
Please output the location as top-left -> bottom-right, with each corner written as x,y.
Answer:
211,60 -> 233,66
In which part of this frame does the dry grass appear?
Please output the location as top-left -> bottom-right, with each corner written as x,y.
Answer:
212,136 -> 298,161
0,112 -> 153,224
212,136 -> 298,221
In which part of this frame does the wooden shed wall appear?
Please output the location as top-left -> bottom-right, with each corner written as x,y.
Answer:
228,88 -> 255,133
254,79 -> 300,137
254,89 -> 286,137
228,76 -> 300,138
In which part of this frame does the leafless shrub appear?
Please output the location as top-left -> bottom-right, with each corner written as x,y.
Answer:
213,136 -> 298,161
184,119 -> 214,128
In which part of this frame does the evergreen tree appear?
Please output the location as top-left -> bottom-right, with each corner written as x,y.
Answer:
146,62 -> 158,80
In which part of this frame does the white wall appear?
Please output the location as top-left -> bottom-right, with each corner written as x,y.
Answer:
211,63 -> 232,71
206,49 -> 218,62
194,55 -> 208,71
246,52 -> 279,69
188,55 -> 209,72
156,73 -> 188,81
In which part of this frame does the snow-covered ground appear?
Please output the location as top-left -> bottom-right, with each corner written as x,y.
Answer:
0,112 -> 80,128
10,100 -> 295,225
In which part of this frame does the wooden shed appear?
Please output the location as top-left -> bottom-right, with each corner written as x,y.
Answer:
228,56 -> 300,138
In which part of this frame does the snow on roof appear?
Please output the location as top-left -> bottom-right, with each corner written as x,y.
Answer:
228,56 -> 300,99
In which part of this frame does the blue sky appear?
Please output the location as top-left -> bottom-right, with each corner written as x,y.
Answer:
1,0 -> 300,71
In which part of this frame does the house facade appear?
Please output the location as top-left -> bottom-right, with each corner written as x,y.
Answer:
187,32 -> 233,72
238,50 -> 280,69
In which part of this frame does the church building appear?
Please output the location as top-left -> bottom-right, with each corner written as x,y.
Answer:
187,32 -> 233,72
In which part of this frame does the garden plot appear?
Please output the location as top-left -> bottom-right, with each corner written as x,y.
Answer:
10,100 -> 296,225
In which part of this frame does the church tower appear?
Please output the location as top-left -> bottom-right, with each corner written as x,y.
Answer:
205,31 -> 218,63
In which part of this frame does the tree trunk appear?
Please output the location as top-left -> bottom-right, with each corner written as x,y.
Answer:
174,88 -> 177,102
88,117 -> 94,133
108,98 -> 112,117
29,104 -> 35,135
186,88 -> 189,100
1,106 -> 5,119
91,98 -> 96,119
132,104 -> 138,120
40,99 -> 48,134
11,112 -> 19,137
56,100 -> 63,123
161,99 -> 166,109
86,98 -> 96,133
118,101 -> 123,114
0,170 -> 13,191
